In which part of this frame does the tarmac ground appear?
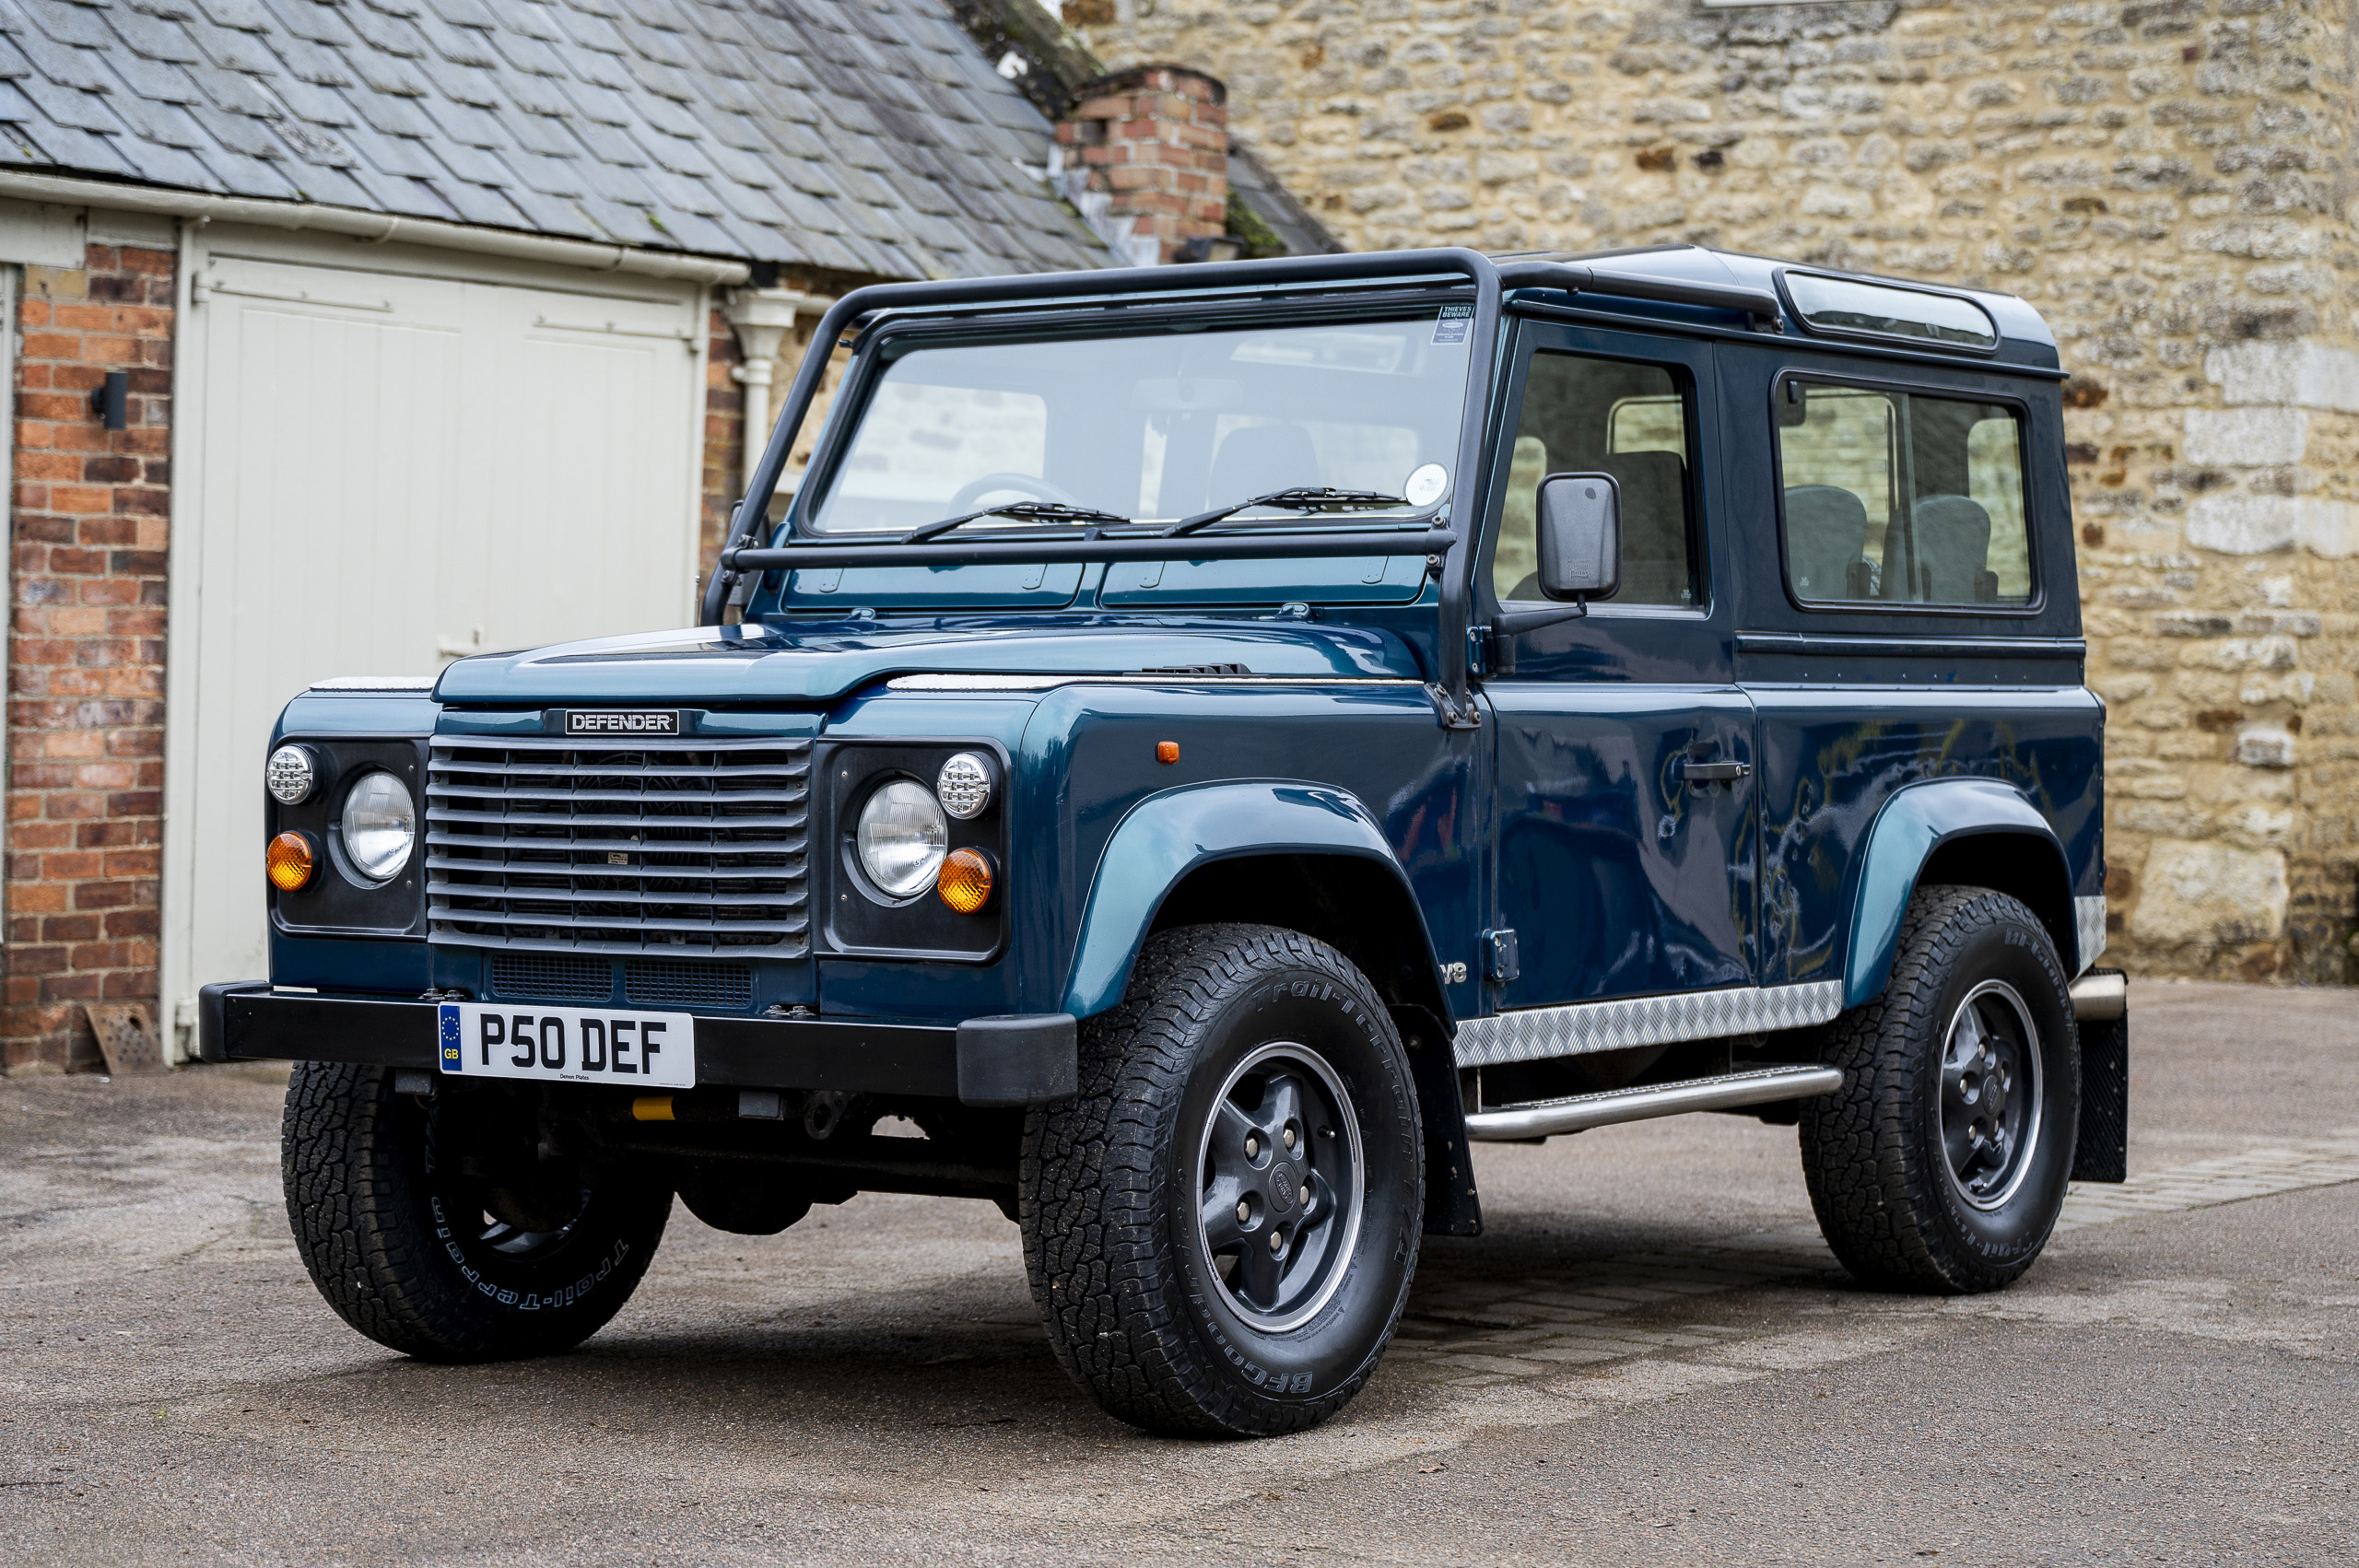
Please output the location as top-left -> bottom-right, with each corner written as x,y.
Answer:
2,977 -> 2354,1564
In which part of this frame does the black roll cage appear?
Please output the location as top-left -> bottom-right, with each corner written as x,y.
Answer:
700,249 -> 1785,725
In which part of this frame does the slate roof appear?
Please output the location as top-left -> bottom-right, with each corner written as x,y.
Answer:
1228,141 -> 1340,258
0,0 -> 1116,278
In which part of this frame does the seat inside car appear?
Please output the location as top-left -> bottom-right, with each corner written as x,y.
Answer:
1209,422 -> 1320,503
1908,493 -> 1997,603
1593,449 -> 1688,604
1784,484 -> 1870,600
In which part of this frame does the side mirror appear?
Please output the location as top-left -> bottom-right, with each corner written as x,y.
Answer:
1536,472 -> 1621,602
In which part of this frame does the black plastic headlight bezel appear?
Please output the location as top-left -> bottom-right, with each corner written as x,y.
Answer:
821,739 -> 1008,963
267,737 -> 428,937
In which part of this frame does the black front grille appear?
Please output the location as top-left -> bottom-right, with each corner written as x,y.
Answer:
487,953 -> 612,1003
624,959 -> 754,1008
426,732 -> 811,956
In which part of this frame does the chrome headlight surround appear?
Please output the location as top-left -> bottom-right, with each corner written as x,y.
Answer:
335,769 -> 417,884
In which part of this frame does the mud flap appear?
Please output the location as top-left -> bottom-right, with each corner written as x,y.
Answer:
1393,1005 -> 1482,1235
2072,969 -> 2128,1184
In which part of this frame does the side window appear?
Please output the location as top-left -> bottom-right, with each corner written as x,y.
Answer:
1777,380 -> 2033,607
1495,352 -> 1698,608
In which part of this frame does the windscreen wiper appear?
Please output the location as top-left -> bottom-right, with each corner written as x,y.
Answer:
901,500 -> 1132,544
1161,486 -> 1414,538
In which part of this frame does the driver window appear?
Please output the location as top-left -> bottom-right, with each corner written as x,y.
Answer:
1494,352 -> 1698,607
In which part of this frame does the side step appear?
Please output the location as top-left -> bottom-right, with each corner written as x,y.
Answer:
1463,1064 -> 1846,1142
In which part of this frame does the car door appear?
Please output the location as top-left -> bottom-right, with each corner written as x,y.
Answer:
1473,321 -> 1757,1036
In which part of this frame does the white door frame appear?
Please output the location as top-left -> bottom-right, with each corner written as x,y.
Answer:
157,224 -> 707,1060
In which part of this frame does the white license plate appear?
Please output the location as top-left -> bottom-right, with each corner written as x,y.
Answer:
436,1002 -> 696,1088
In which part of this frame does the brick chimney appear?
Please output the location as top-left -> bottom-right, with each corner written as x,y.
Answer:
1056,65 -> 1228,266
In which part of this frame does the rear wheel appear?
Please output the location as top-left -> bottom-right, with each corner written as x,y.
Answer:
1022,924 -> 1424,1437
1801,885 -> 2080,1293
283,1062 -> 671,1361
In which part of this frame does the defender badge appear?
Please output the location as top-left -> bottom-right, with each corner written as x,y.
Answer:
565,709 -> 680,736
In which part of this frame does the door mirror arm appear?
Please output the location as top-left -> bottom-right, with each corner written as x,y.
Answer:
1485,599 -> 1586,676
1492,599 -> 1588,638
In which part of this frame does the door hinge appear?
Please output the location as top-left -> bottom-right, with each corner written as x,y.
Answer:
1483,928 -> 1520,984
1425,684 -> 1483,729
1465,623 -> 1489,677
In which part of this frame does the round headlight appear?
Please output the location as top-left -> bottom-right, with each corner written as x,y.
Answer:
266,744 -> 317,805
935,752 -> 992,820
338,771 -> 416,883
857,778 -> 947,898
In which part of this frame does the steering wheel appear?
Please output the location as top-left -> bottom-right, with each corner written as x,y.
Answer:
946,472 -> 1084,512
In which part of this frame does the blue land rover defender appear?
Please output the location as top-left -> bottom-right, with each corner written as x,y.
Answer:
205,247 -> 2130,1438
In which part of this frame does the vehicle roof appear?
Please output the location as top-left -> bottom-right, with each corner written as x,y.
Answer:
1494,243 -> 2058,365
862,242 -> 2059,375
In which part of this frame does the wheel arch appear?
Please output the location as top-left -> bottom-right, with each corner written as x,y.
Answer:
1062,781 -> 1451,1023
1843,778 -> 2076,1010
1060,781 -> 1478,1236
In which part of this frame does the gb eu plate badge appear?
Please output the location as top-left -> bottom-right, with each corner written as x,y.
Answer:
439,1002 -> 463,1073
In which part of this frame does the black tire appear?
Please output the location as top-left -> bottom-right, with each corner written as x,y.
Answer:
282,1062 -> 672,1362
1800,884 -> 2081,1293
1021,924 -> 1424,1438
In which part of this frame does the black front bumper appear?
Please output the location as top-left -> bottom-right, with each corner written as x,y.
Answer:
197,982 -> 1078,1107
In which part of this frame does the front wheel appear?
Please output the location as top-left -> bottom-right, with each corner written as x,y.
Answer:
1022,925 -> 1424,1437
1800,884 -> 2080,1293
283,1063 -> 672,1362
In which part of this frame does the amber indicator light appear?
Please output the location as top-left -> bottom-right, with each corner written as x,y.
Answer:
937,847 -> 995,914
266,831 -> 316,892
1156,741 -> 1180,764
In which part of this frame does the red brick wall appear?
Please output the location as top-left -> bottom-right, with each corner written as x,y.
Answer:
699,305 -> 743,584
1060,65 -> 1229,263
4,246 -> 173,1074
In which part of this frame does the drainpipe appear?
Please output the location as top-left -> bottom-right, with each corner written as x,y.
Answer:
720,288 -> 829,502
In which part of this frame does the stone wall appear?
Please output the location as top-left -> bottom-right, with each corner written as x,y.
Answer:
1069,0 -> 2359,982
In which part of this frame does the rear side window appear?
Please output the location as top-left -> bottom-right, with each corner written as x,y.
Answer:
1776,380 -> 2032,608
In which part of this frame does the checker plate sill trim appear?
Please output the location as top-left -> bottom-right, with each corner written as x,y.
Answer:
1454,981 -> 1846,1067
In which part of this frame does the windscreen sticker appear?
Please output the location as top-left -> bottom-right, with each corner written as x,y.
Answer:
1432,304 -> 1473,345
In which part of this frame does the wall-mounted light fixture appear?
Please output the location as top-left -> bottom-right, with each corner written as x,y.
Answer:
90,369 -> 126,430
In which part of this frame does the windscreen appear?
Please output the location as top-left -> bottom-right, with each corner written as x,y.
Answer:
805,308 -> 1476,534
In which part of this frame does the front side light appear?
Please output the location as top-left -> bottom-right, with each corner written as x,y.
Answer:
265,744 -> 317,805
936,848 -> 995,914
266,831 -> 316,892
338,770 -> 417,883
935,752 -> 993,820
857,778 -> 947,897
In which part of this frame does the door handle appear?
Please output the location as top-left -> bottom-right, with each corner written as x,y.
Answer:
1679,758 -> 1753,784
